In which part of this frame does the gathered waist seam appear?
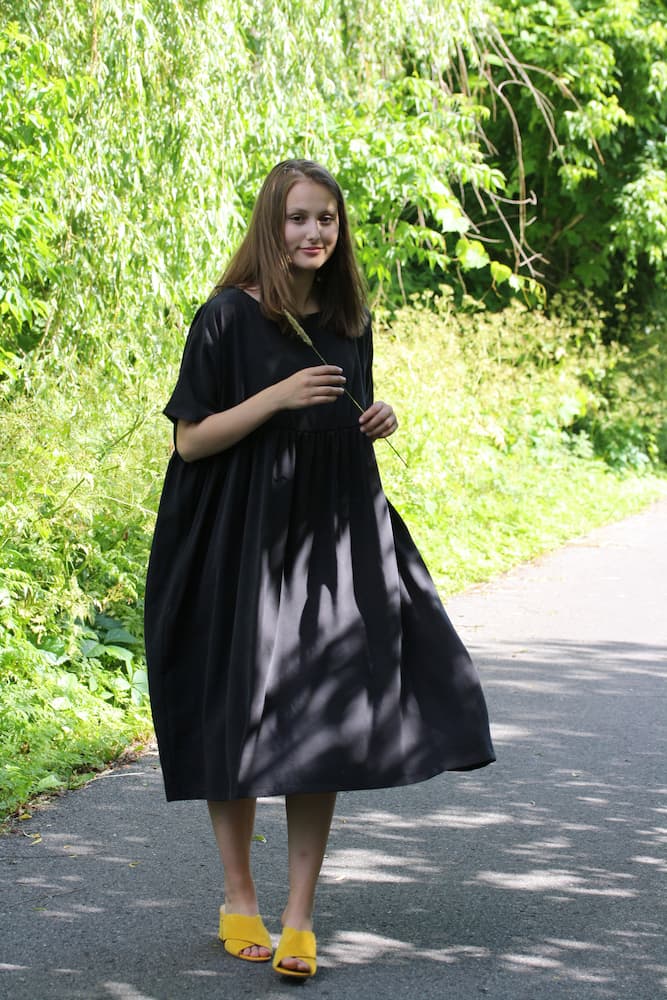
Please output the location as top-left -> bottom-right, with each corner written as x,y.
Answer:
269,424 -> 362,435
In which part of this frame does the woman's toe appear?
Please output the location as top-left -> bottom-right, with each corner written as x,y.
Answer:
241,944 -> 271,959
279,956 -> 310,972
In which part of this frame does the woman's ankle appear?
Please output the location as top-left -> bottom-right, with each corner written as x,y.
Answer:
281,906 -> 313,932
224,883 -> 260,915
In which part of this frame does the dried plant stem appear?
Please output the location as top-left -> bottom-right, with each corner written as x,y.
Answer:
284,311 -> 408,468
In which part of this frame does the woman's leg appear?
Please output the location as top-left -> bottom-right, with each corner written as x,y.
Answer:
278,791 -> 337,973
208,798 -> 270,959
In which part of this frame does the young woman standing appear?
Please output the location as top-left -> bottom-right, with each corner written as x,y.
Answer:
145,159 -> 495,979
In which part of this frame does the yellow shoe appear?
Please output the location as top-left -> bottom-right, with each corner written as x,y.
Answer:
272,926 -> 317,979
219,908 -> 273,962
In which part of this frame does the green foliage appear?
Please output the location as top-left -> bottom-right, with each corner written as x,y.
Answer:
3,0 -> 666,361
612,156 -> 667,276
373,294 -> 665,592
0,655 -> 145,819
0,367 -> 160,818
476,0 -> 667,312
1,0 -> 549,392
0,23 -> 78,360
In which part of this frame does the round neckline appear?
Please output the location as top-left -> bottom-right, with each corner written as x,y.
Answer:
236,287 -> 321,318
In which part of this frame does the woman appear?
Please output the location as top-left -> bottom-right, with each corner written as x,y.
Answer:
145,159 -> 495,979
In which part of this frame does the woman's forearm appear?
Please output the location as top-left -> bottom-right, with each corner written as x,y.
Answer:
175,384 -> 281,462
175,364 -> 346,462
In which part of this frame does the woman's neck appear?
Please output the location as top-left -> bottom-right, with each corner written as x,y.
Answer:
290,271 -> 318,315
243,272 -> 320,315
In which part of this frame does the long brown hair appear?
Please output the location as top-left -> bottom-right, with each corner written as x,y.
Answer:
210,160 -> 367,338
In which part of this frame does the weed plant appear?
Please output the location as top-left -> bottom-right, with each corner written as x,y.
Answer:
0,297 -> 665,821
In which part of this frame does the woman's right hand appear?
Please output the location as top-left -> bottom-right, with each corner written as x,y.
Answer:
273,365 -> 346,410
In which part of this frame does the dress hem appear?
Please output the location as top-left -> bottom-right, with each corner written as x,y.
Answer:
160,753 -> 496,803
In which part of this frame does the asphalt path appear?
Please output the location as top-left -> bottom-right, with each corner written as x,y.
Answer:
2,499 -> 666,1000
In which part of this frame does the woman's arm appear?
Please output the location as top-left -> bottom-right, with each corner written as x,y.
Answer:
175,364 -> 346,462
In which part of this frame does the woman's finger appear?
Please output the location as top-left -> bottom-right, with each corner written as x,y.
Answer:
359,401 -> 397,437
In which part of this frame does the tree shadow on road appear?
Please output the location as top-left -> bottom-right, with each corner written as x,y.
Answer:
1,636 -> 665,999
318,636 -> 666,997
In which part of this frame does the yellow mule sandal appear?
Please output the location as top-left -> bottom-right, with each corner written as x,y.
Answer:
219,908 -> 273,962
272,926 -> 317,979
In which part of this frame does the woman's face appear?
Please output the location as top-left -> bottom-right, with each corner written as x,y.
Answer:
283,179 -> 339,273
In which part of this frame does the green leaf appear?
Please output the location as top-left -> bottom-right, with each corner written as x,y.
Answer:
490,261 -> 513,286
35,773 -> 64,793
456,237 -> 490,270
101,644 -> 134,665
104,627 -> 140,646
81,639 -> 106,658
50,697 -> 71,711
435,205 -> 469,234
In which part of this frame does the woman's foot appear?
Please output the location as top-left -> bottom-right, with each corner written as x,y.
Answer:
221,895 -> 272,960
273,922 -> 317,978
275,913 -> 313,973
219,909 -> 272,962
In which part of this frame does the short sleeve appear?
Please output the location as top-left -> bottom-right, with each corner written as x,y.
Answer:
164,299 -> 227,425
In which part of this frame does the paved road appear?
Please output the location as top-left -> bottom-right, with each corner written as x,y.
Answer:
2,500 -> 666,1000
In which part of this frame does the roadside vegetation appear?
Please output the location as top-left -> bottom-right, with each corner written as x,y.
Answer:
1,0 -> 665,821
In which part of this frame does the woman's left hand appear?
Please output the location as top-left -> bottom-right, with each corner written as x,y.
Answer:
359,401 -> 398,440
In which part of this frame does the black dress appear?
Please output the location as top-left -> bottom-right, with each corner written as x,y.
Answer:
145,288 -> 495,801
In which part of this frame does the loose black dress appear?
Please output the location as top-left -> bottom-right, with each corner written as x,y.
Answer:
145,288 -> 495,801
